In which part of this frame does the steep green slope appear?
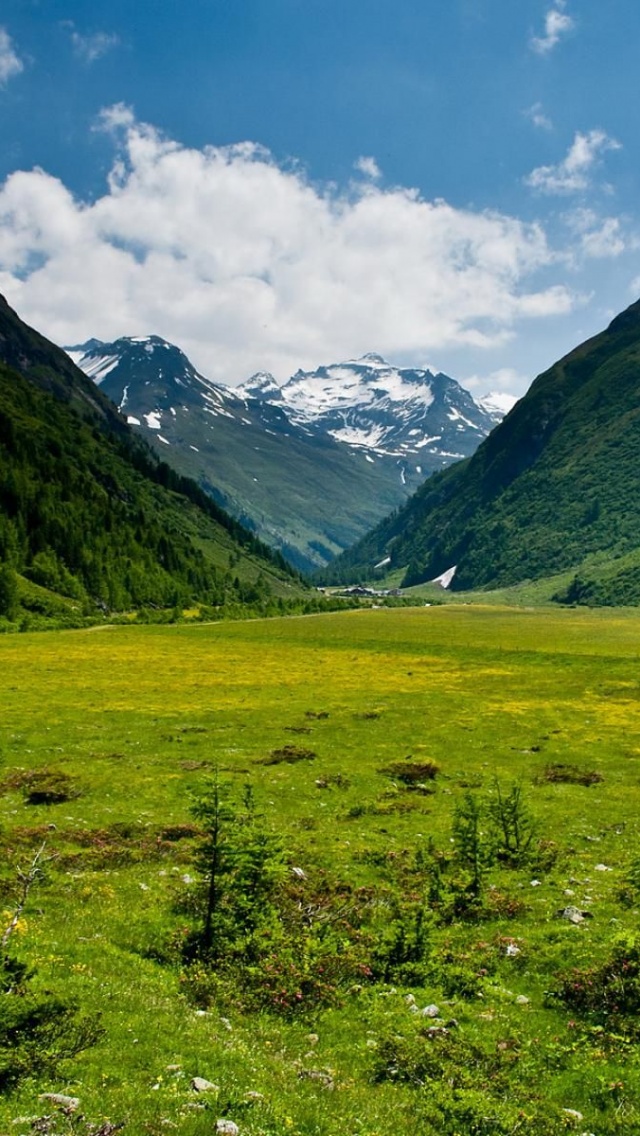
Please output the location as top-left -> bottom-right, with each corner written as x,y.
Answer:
0,297 -> 301,619
0,296 -> 126,431
322,300 -> 640,599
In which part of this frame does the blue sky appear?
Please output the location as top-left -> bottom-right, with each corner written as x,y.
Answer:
0,0 -> 639,394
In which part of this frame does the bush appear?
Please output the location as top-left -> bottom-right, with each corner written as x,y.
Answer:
541,763 -> 604,787
486,781 -> 536,867
0,954 -> 103,1090
380,760 -> 439,786
371,903 -> 432,985
22,770 -> 82,806
259,745 -> 316,766
551,934 -> 640,1025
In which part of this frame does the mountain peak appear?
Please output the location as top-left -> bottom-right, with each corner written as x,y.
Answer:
356,353 -> 388,366
236,371 -> 282,400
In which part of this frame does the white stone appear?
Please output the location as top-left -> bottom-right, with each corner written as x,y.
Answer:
216,1122 -> 239,1136
192,1077 -> 219,1093
421,1004 -> 440,1018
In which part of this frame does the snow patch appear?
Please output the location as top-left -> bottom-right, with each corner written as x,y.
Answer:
75,353 -> 120,383
126,415 -> 141,426
144,411 -> 162,430
415,435 -> 442,448
157,435 -> 170,445
432,565 -> 457,589
329,424 -> 386,448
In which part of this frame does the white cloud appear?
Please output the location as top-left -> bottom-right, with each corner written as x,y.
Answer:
0,107 -> 577,384
0,27 -> 23,85
354,156 -> 381,180
525,103 -> 553,131
67,26 -> 120,64
564,208 -> 628,259
96,102 -> 136,132
525,130 -> 621,195
464,367 -> 528,394
531,2 -> 574,54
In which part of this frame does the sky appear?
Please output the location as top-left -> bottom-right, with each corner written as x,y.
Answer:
0,1 -> 639,395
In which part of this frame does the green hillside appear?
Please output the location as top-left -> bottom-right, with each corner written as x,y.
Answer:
321,300 -> 640,602
0,297 -> 302,624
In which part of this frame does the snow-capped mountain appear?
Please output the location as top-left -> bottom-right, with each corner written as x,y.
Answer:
67,337 -> 511,572
238,353 -> 503,470
66,335 -> 235,428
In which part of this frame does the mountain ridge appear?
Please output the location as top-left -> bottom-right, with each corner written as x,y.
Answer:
68,336 -> 511,571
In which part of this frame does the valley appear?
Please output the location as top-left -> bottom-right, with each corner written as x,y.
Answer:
67,338 -> 507,572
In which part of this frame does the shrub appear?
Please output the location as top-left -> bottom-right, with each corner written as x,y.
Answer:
259,745 -> 316,766
541,763 -> 604,787
380,760 -> 439,785
183,778 -> 286,959
551,934 -> 640,1025
371,903 -> 432,985
451,792 -> 493,901
0,955 -> 104,1090
486,781 -> 536,867
22,770 -> 82,806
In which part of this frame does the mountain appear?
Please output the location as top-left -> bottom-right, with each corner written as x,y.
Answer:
0,295 -> 301,623
320,300 -> 640,603
238,353 -> 509,472
68,338 -> 507,572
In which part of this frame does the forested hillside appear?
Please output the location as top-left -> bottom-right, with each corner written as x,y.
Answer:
0,297 -> 302,622
321,300 -> 640,603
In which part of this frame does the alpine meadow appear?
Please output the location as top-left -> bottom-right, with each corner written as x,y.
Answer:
2,607 -> 640,1136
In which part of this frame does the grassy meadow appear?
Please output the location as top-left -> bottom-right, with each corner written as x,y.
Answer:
2,605 -> 640,1135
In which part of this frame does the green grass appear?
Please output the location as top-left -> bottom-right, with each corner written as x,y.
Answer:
2,607 -> 640,1135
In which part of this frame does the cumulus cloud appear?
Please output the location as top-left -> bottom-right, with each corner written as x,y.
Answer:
0,27 -> 23,85
0,107 -> 576,383
526,130 -> 621,195
531,2 -> 574,54
66,25 -> 120,64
